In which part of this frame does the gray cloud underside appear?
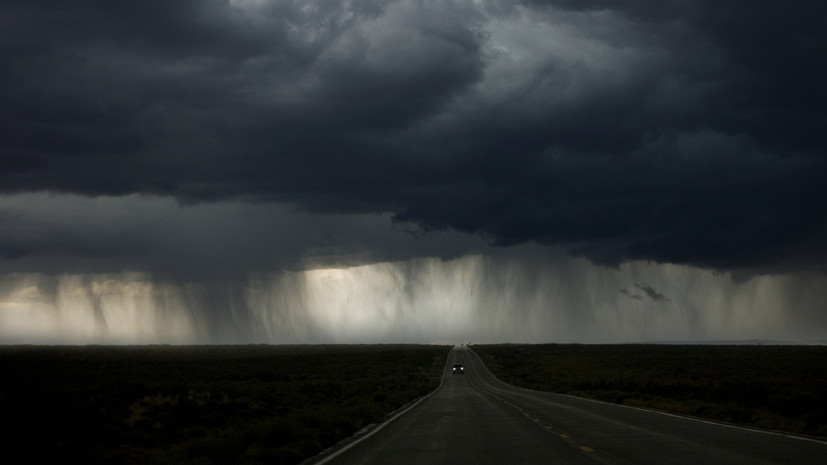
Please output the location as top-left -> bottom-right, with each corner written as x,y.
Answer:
2,0 -> 826,273
0,193 -> 491,280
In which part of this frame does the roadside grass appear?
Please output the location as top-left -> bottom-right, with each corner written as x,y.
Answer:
472,344 -> 827,437
0,344 -> 450,465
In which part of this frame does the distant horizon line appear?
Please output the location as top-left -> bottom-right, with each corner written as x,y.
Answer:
2,339 -> 826,347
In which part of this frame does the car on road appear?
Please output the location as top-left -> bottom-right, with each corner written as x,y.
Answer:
452,364 -> 465,374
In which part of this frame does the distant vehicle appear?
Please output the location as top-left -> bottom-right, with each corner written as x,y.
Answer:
452,364 -> 465,374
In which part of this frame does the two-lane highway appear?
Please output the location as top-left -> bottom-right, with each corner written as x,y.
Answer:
311,346 -> 826,464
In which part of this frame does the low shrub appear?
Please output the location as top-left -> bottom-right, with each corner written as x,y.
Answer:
473,344 -> 827,437
0,344 -> 450,464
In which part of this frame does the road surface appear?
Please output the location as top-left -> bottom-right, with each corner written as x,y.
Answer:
310,346 -> 826,464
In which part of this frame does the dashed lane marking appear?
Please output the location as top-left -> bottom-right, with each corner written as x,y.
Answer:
487,391 -> 600,458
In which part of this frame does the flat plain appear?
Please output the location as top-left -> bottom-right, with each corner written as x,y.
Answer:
1,344 -> 450,465
3,343 -> 824,465
473,343 -> 827,438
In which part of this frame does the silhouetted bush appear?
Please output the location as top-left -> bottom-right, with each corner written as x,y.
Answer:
0,344 -> 450,464
473,344 -> 827,437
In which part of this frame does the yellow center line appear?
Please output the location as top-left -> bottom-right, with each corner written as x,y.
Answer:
490,391 -> 596,455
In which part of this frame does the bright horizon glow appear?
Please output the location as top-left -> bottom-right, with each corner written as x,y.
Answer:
2,249 -> 826,345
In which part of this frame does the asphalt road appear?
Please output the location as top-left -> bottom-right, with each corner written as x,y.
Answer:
310,346 -> 827,465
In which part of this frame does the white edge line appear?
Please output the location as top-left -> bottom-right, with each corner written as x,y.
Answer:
574,395 -> 827,447
311,348 -> 453,465
467,347 -> 827,448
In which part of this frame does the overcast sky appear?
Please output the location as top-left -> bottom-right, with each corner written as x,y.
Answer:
2,1 -> 826,344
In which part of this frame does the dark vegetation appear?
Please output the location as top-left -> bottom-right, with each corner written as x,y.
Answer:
473,344 -> 827,437
0,344 -> 450,465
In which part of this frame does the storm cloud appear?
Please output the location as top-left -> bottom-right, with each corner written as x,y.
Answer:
2,0 -> 825,275
1,1 -> 826,344
0,192 -> 489,280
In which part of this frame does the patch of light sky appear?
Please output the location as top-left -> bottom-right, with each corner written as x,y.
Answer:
3,250 -> 826,345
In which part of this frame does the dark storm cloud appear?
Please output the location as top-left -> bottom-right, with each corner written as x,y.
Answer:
0,194 -> 491,281
619,289 -> 643,301
634,283 -> 670,303
1,0 -> 825,274
619,283 -> 672,303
